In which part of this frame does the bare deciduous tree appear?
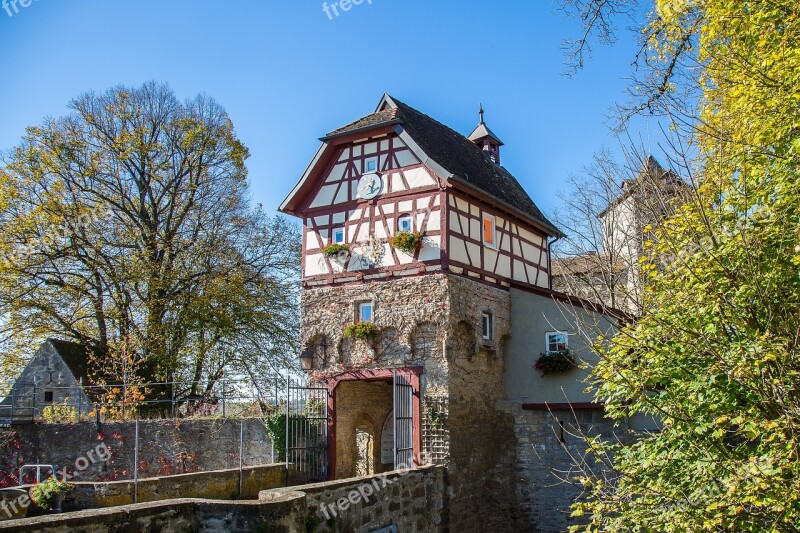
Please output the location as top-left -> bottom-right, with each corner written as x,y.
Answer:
0,82 -> 300,394
551,142 -> 692,315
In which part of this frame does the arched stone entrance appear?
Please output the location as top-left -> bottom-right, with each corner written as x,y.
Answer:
324,367 -> 422,479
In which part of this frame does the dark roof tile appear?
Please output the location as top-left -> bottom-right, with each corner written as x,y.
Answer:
390,98 -> 561,235
321,96 -> 562,236
48,339 -> 91,384
325,108 -> 400,138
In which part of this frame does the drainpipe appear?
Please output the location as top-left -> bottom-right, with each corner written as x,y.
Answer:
547,236 -> 561,290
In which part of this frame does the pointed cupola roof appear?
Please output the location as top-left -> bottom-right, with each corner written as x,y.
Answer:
468,104 -> 504,146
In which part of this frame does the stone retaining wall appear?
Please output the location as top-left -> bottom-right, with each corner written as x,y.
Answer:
0,465 -> 447,533
297,465 -> 447,532
1,417 -> 273,484
496,401 -> 629,532
0,464 -> 285,521
0,496 -> 305,533
67,463 -> 285,509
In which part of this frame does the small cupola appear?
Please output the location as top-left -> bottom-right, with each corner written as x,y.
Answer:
468,104 -> 504,164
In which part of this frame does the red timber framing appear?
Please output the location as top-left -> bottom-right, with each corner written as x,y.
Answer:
299,132 -> 434,213
281,125 -> 402,218
322,367 -> 423,479
445,188 -> 550,288
285,113 -> 580,301
303,189 -> 443,282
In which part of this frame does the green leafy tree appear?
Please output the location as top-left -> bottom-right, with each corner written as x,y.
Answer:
562,0 -> 800,530
0,82 -> 300,393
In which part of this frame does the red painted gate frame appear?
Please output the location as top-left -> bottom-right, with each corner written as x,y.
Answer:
322,366 -> 423,480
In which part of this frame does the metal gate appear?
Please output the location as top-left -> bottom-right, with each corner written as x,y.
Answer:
286,378 -> 328,485
393,370 -> 414,468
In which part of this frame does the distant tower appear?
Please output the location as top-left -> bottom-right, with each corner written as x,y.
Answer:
468,104 -> 504,164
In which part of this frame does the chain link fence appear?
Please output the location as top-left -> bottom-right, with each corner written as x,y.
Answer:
0,376 -> 319,505
0,377 -> 289,424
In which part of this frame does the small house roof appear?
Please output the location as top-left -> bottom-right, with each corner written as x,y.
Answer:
467,122 -> 504,146
47,339 -> 91,384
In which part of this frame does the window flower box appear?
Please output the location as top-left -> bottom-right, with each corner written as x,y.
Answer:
389,231 -> 423,254
534,350 -> 576,376
343,322 -> 379,340
323,243 -> 350,260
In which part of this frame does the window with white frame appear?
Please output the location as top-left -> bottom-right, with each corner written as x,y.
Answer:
364,157 -> 378,174
481,311 -> 494,341
358,302 -> 373,322
546,332 -> 568,353
482,213 -> 496,248
332,227 -> 345,244
398,214 -> 413,232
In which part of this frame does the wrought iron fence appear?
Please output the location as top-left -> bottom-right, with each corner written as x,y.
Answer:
284,378 -> 328,485
0,376 -> 292,424
0,375 -> 329,503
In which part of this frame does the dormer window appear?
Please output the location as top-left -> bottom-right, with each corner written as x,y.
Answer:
398,214 -> 413,232
364,157 -> 378,174
482,214 -> 496,248
333,227 -> 345,244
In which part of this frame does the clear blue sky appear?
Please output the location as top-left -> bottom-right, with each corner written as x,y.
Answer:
0,0 -> 650,217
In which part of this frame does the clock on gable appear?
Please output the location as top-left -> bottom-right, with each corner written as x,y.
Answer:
357,173 -> 382,200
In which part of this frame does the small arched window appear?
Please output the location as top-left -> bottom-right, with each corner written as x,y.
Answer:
398,214 -> 413,232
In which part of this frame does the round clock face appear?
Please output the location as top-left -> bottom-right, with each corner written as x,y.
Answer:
357,173 -> 383,200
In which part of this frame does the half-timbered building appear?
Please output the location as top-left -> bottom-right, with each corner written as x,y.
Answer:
280,95 -> 625,531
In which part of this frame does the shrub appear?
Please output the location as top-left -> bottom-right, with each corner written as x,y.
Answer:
389,231 -> 423,254
265,412 -> 324,462
90,385 -> 146,421
29,478 -> 74,511
534,350 -> 576,376
343,322 -> 379,340
41,401 -> 79,424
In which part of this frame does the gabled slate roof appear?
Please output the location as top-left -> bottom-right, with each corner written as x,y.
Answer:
284,95 -> 563,237
47,338 -> 91,384
322,95 -> 562,236
323,108 -> 401,139
386,97 -> 561,237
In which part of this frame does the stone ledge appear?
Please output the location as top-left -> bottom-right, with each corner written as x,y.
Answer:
0,466 -> 447,532
0,495 -> 306,531
262,465 -> 440,498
